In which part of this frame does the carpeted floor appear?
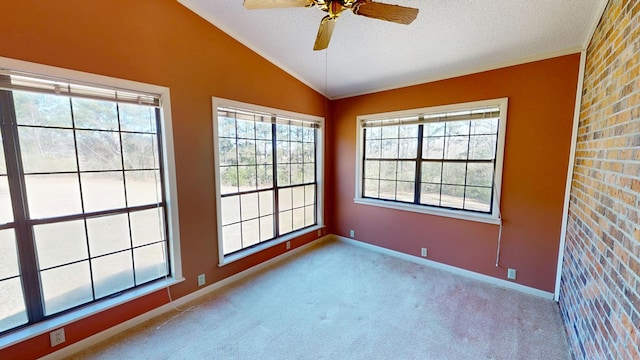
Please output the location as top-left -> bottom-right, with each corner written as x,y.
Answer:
67,239 -> 571,360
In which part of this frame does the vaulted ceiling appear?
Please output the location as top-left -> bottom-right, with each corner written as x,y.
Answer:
178,0 -> 607,99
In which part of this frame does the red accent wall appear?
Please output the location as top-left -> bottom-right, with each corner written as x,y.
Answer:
0,0 -> 327,358
328,54 -> 580,292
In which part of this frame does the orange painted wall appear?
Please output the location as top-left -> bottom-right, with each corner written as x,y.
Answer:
328,54 -> 581,292
0,0 -> 328,358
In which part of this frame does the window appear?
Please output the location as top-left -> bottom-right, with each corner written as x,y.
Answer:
0,62 -> 180,336
355,98 -> 507,223
213,98 -> 323,264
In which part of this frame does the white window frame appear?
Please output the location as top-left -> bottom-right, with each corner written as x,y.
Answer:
0,56 -> 183,349
212,98 -> 324,266
354,98 -> 508,224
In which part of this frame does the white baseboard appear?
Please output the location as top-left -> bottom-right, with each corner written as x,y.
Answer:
334,235 -> 554,300
41,236 -> 331,360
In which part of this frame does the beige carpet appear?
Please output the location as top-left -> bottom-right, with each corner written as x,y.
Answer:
67,239 -> 571,360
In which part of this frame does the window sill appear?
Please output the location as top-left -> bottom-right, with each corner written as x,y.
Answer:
354,197 -> 501,225
0,276 -> 185,351
219,225 -> 324,267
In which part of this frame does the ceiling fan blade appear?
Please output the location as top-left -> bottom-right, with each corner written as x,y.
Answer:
313,16 -> 336,51
243,0 -> 312,10
352,1 -> 419,25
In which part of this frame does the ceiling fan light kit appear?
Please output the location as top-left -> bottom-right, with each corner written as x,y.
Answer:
243,0 -> 419,50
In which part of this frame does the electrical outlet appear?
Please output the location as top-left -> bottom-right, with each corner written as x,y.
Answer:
286,241 -> 290,250
50,328 -> 65,347
197,274 -> 205,287
421,248 -> 427,257
317,229 -> 321,237
507,268 -> 517,280
349,230 -> 355,237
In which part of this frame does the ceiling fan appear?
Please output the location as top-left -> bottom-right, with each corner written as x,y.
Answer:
243,0 -> 419,50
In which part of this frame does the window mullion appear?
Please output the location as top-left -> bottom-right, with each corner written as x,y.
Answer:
271,120 -> 279,237
414,124 -> 424,204
0,89 -> 46,324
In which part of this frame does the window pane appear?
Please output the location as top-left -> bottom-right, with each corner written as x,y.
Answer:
221,196 -> 240,225
76,130 -> 122,171
291,186 -> 304,208
72,98 -> 118,130
220,166 -> 238,194
364,179 -> 379,198
379,161 -> 397,181
440,185 -> 464,209
18,127 -> 77,173
237,166 -> 257,190
240,193 -> 259,220
290,163 -> 303,185
81,171 -> 126,212
367,127 -> 381,139
305,185 -> 315,206
464,187 -> 492,212
257,165 -> 273,189
446,121 -> 470,136
218,116 -> 236,138
396,181 -> 414,202
442,162 -> 467,185
133,242 -> 168,284
399,125 -> 418,138
236,119 -> 255,139
259,190 -> 273,216
259,216 -> 274,241
34,220 -> 88,270
421,162 -> 442,183
424,122 -> 444,137
277,141 -> 289,163
365,139 -> 381,159
276,124 -> 289,141
222,224 -> 242,254
290,126 -> 303,142
422,136 -> 444,159
443,136 -> 469,160
420,183 -> 441,206
397,161 -> 415,182
303,163 -> 315,183
292,207 -> 305,231
0,229 -> 19,279
279,188 -> 292,211
381,139 -> 399,158
41,261 -> 93,315
302,127 -> 314,143
398,138 -> 417,159
130,208 -> 164,247
0,176 -> 13,224
255,122 -> 271,140
279,210 -> 292,234
256,140 -> 272,164
219,138 -> 238,166
381,125 -> 398,139
467,163 -> 494,187
0,278 -> 28,333
241,219 -> 260,247
469,135 -> 497,160
86,214 -> 131,257
290,142 -> 303,163
25,174 -> 82,218
125,170 -> 162,206
122,133 -> 158,169
379,180 -> 396,200
119,103 -> 156,133
13,91 -> 72,127
364,160 -> 379,179
471,118 -> 498,135
303,142 -> 314,162
237,140 -> 256,165
277,164 -> 290,186
92,251 -> 134,299
304,205 -> 315,227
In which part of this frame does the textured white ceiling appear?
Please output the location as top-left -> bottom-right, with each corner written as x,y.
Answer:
178,0 -> 607,99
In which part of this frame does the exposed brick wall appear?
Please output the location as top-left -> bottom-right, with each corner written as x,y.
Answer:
559,0 -> 640,359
